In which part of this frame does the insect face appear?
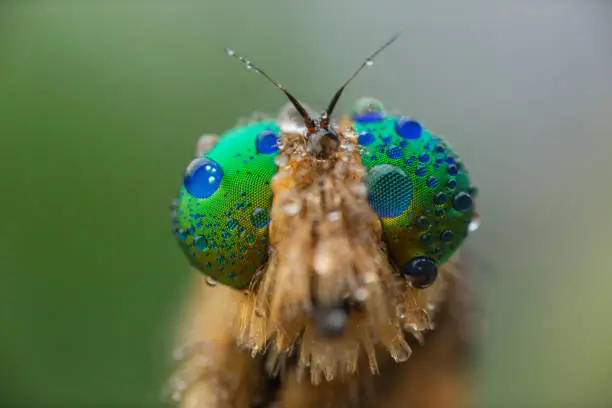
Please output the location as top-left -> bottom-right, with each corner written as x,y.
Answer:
171,36 -> 479,382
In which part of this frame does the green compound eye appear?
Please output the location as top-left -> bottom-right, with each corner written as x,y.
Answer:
353,98 -> 475,288
172,120 -> 280,288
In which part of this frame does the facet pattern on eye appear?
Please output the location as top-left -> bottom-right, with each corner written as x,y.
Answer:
353,102 -> 475,270
172,120 -> 280,288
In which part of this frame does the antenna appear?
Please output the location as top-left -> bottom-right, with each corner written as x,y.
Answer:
321,33 -> 401,128
225,48 -> 316,131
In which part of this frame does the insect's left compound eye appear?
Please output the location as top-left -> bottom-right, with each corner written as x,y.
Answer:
172,121 -> 280,289
353,99 -> 477,289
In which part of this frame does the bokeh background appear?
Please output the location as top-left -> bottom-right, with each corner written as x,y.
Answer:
2,1 -> 611,407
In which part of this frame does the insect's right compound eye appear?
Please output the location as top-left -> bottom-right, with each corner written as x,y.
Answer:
353,99 -> 478,289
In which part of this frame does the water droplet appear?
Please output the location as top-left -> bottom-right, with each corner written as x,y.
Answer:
415,216 -> 430,230
468,185 -> 479,198
363,272 -> 378,284
274,154 -> 288,167
390,346 -> 411,363
176,228 -> 187,241
387,145 -> 403,159
357,131 -> 375,146
277,101 -> 314,123
314,305 -> 348,337
396,304 -> 407,319
420,232 -> 433,245
282,201 -> 301,215
194,235 -> 208,250
350,182 -> 368,198
171,348 -> 184,361
402,256 -> 438,289
446,178 -> 457,189
354,287 -> 369,302
426,176 -> 438,188
395,116 -> 422,139
225,48 -> 235,56
250,207 -> 270,228
433,192 -> 447,205
440,229 -> 454,242
205,277 -> 218,287
452,191 -> 473,212
469,215 -> 481,232
352,97 -> 385,123
365,59 -> 374,66
327,211 -> 341,222
172,378 -> 187,391
255,130 -> 279,154
183,158 -> 223,199
447,164 -> 458,175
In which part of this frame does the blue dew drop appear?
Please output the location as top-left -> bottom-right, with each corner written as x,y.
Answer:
357,131 -> 375,146
352,97 -> 386,123
250,207 -> 270,229
365,164 -> 413,218
183,158 -> 223,199
193,235 -> 208,250
255,130 -> 279,154
175,228 -> 187,241
395,116 -> 422,139
386,145 -> 403,159
426,176 -> 438,188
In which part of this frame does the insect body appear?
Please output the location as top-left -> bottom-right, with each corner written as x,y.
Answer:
169,35 -> 479,408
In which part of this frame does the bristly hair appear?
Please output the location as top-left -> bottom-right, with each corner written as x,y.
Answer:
234,113 -> 449,384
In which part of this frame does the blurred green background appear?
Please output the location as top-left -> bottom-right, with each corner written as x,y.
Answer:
1,1 -> 611,407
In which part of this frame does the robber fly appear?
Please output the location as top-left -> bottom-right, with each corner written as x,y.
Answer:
167,34 -> 481,408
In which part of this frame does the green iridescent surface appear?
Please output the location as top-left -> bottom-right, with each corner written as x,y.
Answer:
174,120 -> 279,288
354,115 -> 474,270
